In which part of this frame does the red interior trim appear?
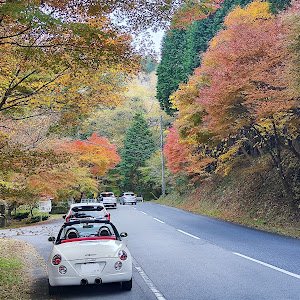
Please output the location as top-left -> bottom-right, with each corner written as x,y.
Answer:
61,236 -> 116,243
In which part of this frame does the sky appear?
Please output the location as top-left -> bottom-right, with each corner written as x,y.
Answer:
133,29 -> 165,60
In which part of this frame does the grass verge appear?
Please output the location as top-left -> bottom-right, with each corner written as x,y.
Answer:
0,238 -> 36,300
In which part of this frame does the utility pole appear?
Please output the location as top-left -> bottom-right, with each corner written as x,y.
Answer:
160,115 -> 166,198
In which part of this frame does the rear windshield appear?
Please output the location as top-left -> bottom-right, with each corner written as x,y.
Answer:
125,193 -> 134,196
60,222 -> 117,240
101,193 -> 114,197
70,206 -> 105,219
72,206 -> 103,212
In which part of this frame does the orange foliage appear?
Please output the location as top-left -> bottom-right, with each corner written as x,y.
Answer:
196,1 -> 297,138
65,132 -> 121,177
164,126 -> 189,175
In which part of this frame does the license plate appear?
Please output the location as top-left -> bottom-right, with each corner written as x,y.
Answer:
81,262 -> 103,275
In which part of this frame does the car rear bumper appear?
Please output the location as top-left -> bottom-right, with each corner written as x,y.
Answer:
102,200 -> 117,207
123,200 -> 136,204
49,271 -> 131,286
48,259 -> 132,286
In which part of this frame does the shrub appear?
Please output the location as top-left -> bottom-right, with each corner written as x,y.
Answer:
26,215 -> 49,224
13,212 -> 29,221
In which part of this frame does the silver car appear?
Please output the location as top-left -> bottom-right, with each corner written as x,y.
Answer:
100,192 -> 117,208
119,192 -> 137,205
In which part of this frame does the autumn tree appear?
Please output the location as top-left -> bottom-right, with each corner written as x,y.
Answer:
156,0 -> 292,115
170,1 -> 300,211
64,132 -> 121,178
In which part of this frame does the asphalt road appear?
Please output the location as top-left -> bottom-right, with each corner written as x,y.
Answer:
1,202 -> 300,299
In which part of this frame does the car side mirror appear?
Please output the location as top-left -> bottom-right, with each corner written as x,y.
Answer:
62,215 -> 66,219
120,232 -> 128,238
48,236 -> 55,242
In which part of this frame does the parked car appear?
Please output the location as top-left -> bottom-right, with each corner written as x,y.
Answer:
119,192 -> 136,205
64,203 -> 110,222
100,192 -> 117,208
47,218 -> 132,294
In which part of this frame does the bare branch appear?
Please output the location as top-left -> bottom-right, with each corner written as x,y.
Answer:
0,67 -> 21,110
0,26 -> 32,40
0,68 -> 69,111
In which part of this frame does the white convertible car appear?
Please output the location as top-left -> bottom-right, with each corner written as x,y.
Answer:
47,218 -> 132,294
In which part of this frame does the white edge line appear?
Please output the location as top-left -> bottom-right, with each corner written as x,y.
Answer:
153,218 -> 165,224
135,265 -> 166,300
141,211 -> 147,215
234,252 -> 300,280
177,229 -> 200,240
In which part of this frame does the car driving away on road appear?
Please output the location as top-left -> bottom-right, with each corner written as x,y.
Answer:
119,192 -> 137,205
64,203 -> 110,222
100,192 -> 117,208
47,218 -> 132,295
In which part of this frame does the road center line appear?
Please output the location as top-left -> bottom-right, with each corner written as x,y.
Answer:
177,229 -> 201,240
141,211 -> 147,215
234,252 -> 300,280
134,262 -> 166,300
153,218 -> 165,224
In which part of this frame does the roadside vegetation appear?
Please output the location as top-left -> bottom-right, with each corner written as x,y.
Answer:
0,239 -> 35,300
157,160 -> 300,239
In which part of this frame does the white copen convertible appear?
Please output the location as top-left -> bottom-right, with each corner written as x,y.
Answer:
47,218 -> 132,294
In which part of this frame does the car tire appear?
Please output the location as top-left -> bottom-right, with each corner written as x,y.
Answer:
121,278 -> 132,291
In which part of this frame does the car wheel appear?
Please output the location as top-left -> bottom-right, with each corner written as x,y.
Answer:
134,202 -> 137,205
121,278 -> 132,291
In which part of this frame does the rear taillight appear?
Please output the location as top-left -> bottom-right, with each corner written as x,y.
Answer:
52,254 -> 62,265
118,250 -> 127,261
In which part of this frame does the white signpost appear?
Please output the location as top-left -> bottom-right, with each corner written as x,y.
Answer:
39,199 -> 52,221
39,200 -> 52,212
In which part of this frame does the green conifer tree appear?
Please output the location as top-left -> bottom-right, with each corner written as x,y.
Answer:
156,28 -> 188,115
119,113 -> 156,191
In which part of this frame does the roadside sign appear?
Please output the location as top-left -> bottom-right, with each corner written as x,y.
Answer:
39,200 -> 52,212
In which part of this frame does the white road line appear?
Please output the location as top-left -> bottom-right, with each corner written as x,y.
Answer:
134,264 -> 166,300
153,218 -> 165,224
177,229 -> 201,240
234,252 -> 300,280
141,211 -> 147,215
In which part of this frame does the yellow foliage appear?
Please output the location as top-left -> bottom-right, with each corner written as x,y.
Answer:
210,1 -> 273,50
224,1 -> 273,27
